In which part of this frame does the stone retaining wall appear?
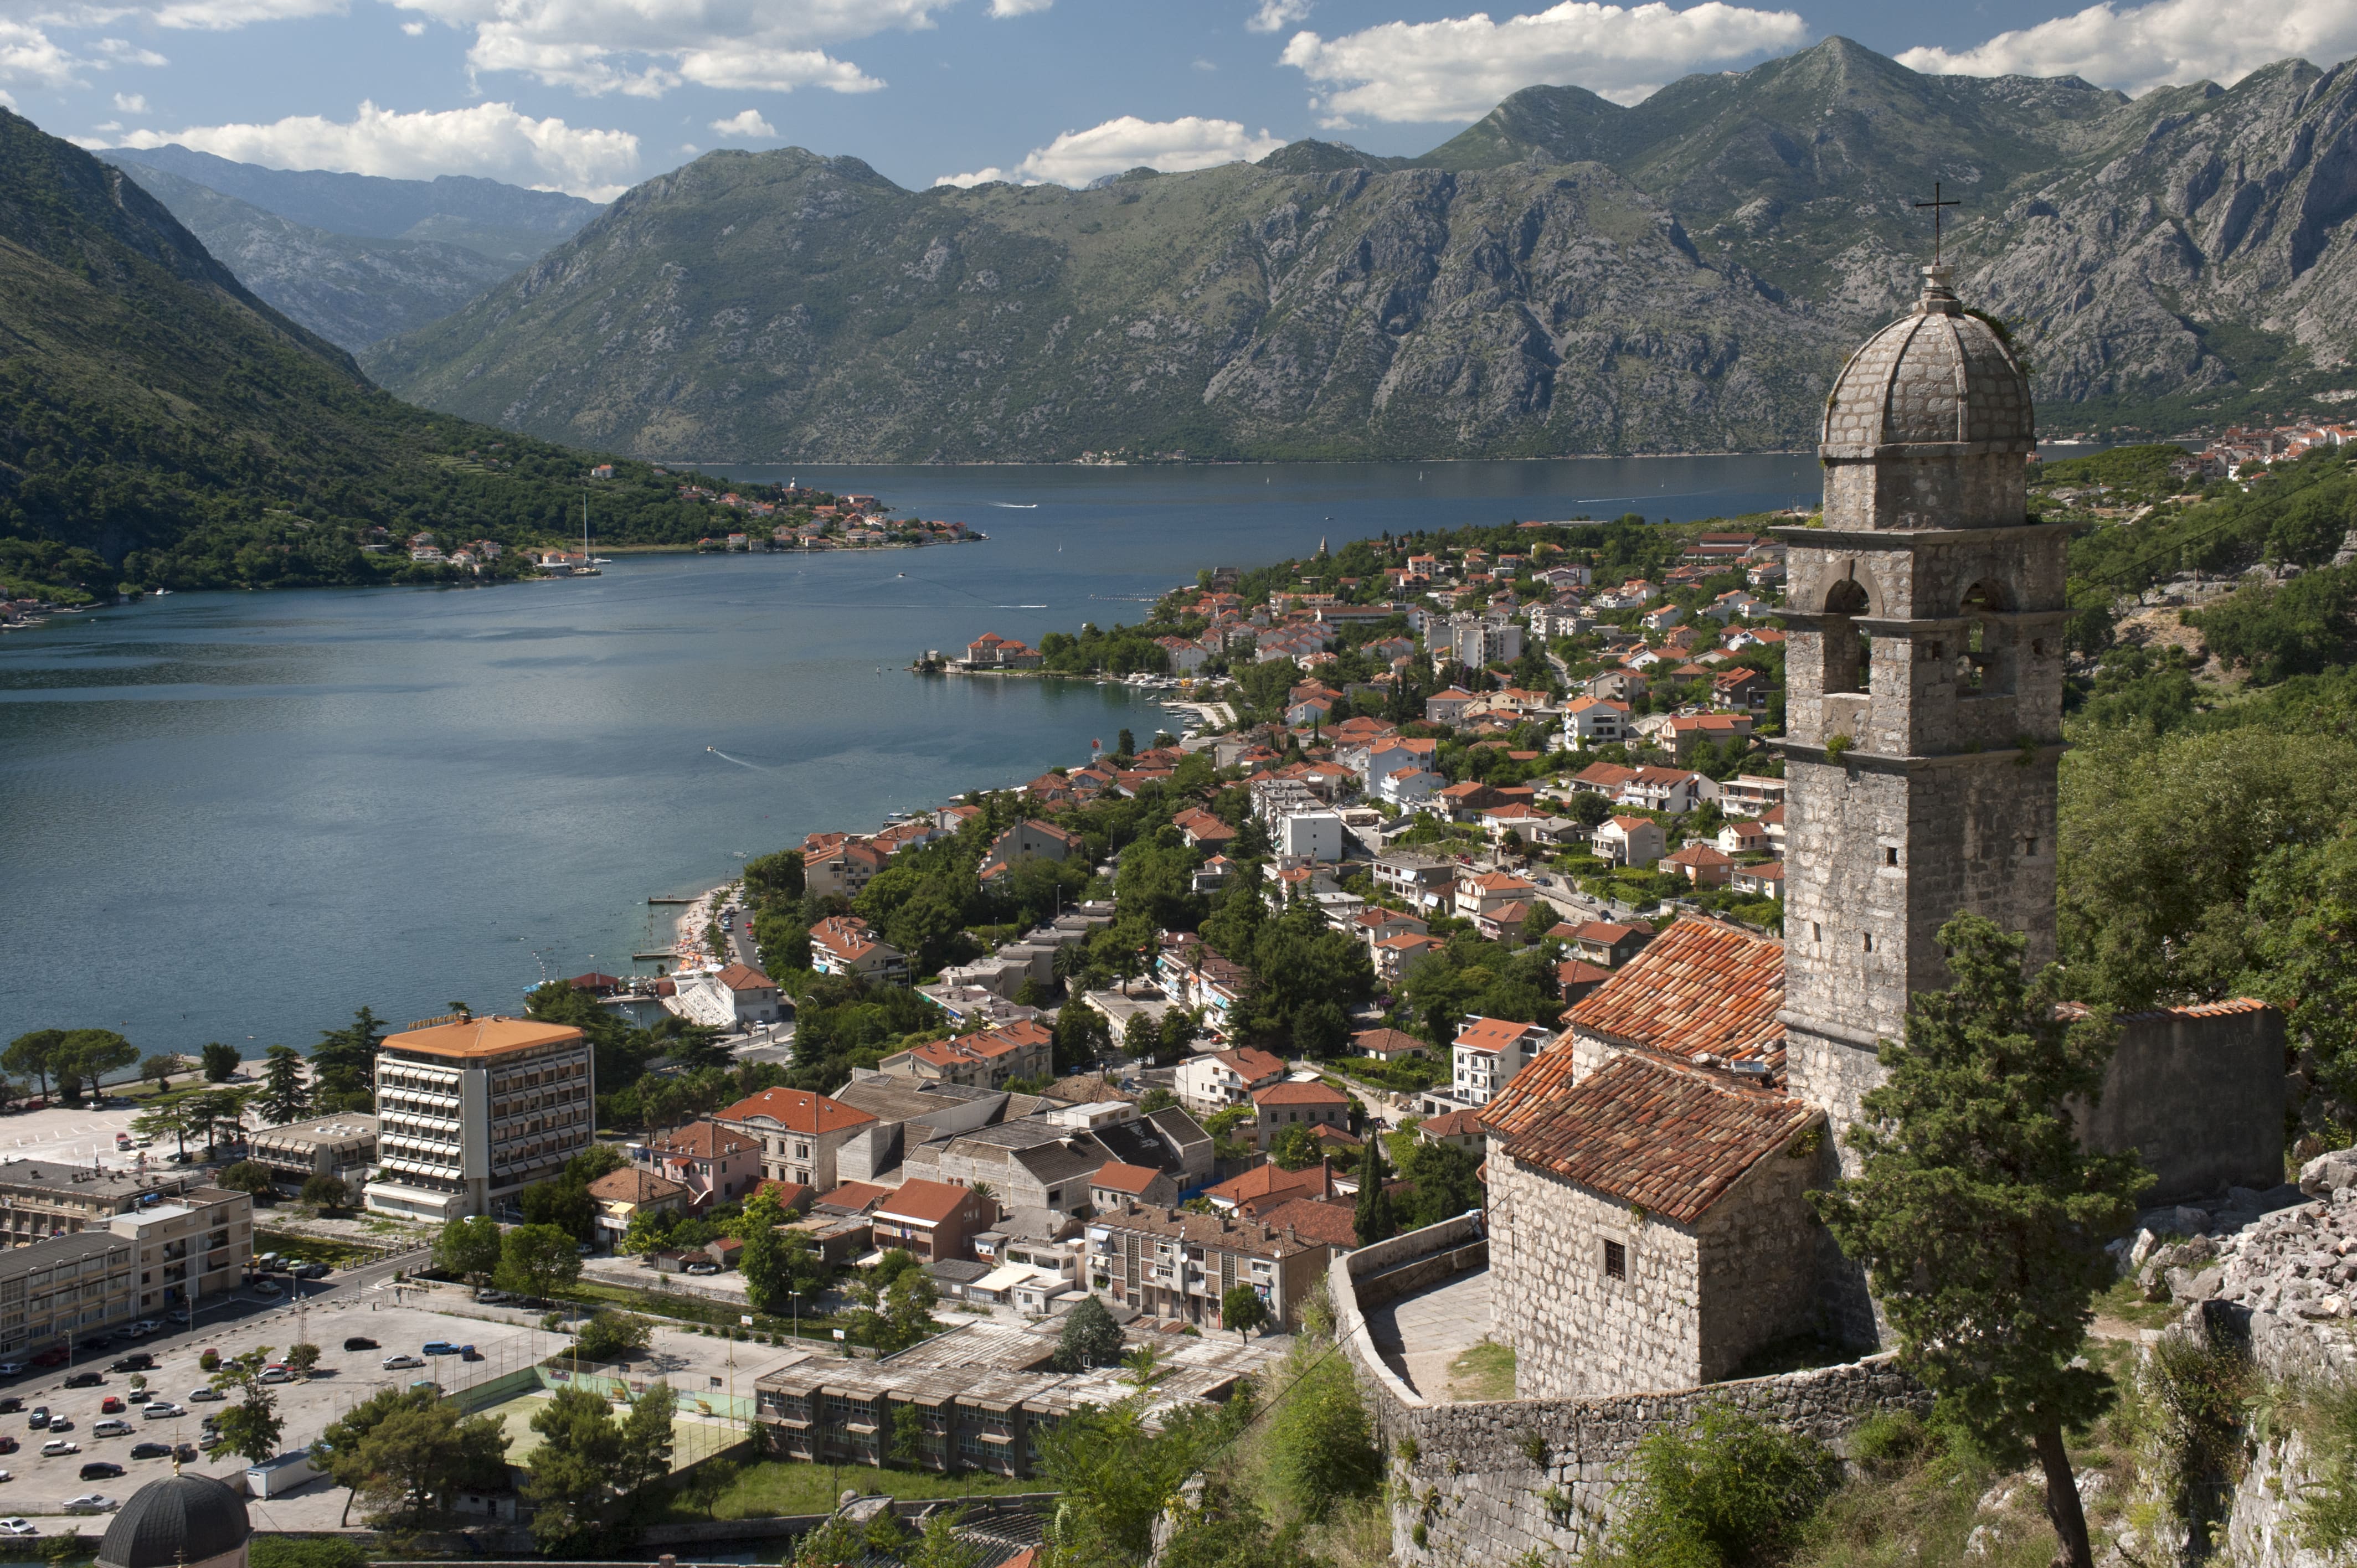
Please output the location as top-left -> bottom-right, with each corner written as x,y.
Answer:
1333,1217 -> 1929,1565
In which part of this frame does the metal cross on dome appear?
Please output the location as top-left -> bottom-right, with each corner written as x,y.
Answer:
1915,181 -> 1963,265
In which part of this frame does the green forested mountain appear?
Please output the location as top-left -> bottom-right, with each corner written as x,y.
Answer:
365,38 -> 2357,462
0,110 -> 733,597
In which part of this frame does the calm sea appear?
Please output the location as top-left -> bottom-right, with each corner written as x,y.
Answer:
0,456 -> 1819,1053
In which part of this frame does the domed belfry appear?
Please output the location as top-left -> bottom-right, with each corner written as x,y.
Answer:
1776,264 -> 2067,1147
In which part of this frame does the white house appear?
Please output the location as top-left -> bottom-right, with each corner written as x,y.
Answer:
675,963 -> 784,1029
1174,1047 -> 1287,1113
1592,814 -> 1666,868
1561,697 -> 1630,745
1452,1017 -> 1552,1107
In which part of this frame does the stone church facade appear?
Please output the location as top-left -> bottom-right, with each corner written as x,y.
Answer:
1483,266 -> 2287,1401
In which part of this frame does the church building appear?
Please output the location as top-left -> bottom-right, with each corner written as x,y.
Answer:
1481,265 -> 2288,1401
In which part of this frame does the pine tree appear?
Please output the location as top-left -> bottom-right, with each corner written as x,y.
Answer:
259,1045 -> 311,1126
1354,1131 -> 1396,1247
1810,913 -> 2152,1568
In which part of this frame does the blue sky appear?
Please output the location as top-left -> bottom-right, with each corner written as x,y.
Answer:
2,0 -> 2351,199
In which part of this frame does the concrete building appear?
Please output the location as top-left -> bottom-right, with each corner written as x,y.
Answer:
878,1020 -> 1053,1089
674,963 -> 783,1029
711,1086 -> 881,1191
585,1166 -> 687,1247
0,1229 -> 135,1354
1252,1080 -> 1350,1151
364,1014 -> 595,1223
645,1120 -> 761,1210
0,1162 -> 214,1245
1174,1048 -> 1286,1115
1452,1017 -> 1550,1107
246,1115 -> 378,1197
1087,1201 -> 1332,1330
1275,809 -> 1344,862
106,1187 -> 254,1320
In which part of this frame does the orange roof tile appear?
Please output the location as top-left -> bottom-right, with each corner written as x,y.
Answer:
653,1120 -> 759,1159
1091,1162 -> 1167,1195
1257,1196 -> 1361,1249
716,1087 -> 878,1136
1565,917 -> 1784,1067
1482,1052 -> 1816,1224
1253,1080 -> 1349,1108
384,1015 -> 583,1060
876,1177 -> 988,1226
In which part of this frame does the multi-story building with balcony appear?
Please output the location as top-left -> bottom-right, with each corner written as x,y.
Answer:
0,1230 -> 135,1354
107,1186 -> 253,1319
1085,1201 -> 1331,1331
0,1162 -> 211,1245
365,1015 -> 595,1223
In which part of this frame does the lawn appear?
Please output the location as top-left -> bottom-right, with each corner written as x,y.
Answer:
256,1229 -> 387,1268
662,1458 -> 1036,1521
555,1278 -> 856,1348
1445,1338 -> 1516,1401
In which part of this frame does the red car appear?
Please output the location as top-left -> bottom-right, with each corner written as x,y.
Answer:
30,1348 -> 67,1369
99,1397 -> 122,1415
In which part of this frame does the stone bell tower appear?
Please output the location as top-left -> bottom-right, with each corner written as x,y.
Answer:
1777,265 -> 2068,1149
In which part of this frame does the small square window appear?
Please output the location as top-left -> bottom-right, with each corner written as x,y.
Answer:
1604,1240 -> 1627,1280
1812,922 -> 1823,943
1862,932 -> 1875,953
2025,837 -> 2040,856
1884,847 -> 1898,867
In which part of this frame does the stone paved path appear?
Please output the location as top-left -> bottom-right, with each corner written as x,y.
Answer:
1364,1268 -> 1493,1401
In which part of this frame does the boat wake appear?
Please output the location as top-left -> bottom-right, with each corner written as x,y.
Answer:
706,746 -> 774,771
990,502 -> 1039,509
999,603 -> 1049,610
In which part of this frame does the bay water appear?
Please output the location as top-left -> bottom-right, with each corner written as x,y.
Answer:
0,456 -> 1819,1054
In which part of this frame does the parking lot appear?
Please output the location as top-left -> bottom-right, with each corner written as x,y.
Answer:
0,1276 -> 808,1533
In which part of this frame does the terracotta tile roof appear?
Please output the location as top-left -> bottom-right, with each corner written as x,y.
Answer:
1418,1108 -> 1485,1139
1090,1162 -> 1167,1195
1455,1017 -> 1548,1056
754,1179 -> 816,1211
1257,1196 -> 1361,1250
1663,843 -> 1733,868
1089,1201 -> 1324,1260
1211,1048 -> 1287,1081
1205,1159 -> 1334,1210
384,1015 -> 583,1060
877,1177 -> 989,1226
1351,1028 -> 1428,1057
586,1167 -> 687,1204
716,1087 -> 879,1136
815,1181 -> 891,1213
1557,959 -> 1613,988
714,962 -> 776,991
1565,917 -> 1785,1067
653,1120 -> 759,1159
1254,1079 -> 1349,1108
1483,1051 -> 1818,1224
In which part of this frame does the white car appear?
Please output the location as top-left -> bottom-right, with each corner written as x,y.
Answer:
0,1518 -> 36,1536
128,1321 -> 159,1337
187,1388 -> 223,1404
140,1403 -> 183,1420
64,1495 -> 116,1514
249,1281 -> 281,1298
39,1440 -> 78,1457
92,1420 -> 132,1438
381,1354 -> 425,1370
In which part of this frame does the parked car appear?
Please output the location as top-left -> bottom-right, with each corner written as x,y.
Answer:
459,1347 -> 483,1362
0,1435 -> 17,1454
421,1342 -> 460,1356
92,1421 -> 131,1439
63,1373 -> 102,1389
128,1321 -> 160,1337
173,1444 -> 199,1463
98,1398 -> 122,1415
381,1354 -> 424,1370
127,1443 -> 170,1461
26,1410 -> 47,1431
140,1404 -> 183,1420
0,1399 -> 21,1416
293,1263 -> 330,1280
0,1365 -> 23,1379
123,1389 -> 153,1405
108,1354 -> 153,1373
64,1494 -> 117,1514
75,1463 -> 122,1482
0,1517 -> 39,1536
28,1350 -> 66,1370
249,1281 -> 281,1298
187,1388 -> 222,1403
684,1261 -> 722,1275
76,1337 -> 112,1353
257,1367 -> 290,1385
40,1440 -> 79,1457
472,1290 -> 510,1304
45,1419 -> 72,1433
342,1337 -> 378,1352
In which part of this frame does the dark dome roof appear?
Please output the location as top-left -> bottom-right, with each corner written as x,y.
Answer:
1821,266 -> 2032,456
97,1473 -> 251,1568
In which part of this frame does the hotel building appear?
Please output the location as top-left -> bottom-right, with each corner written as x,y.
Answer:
365,1015 -> 595,1223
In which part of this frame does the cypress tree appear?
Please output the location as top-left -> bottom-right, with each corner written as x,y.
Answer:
1354,1130 -> 1396,1246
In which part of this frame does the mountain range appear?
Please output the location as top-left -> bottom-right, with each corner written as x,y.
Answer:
0,109 -> 698,596
104,147 -> 603,351
344,38 -> 2357,462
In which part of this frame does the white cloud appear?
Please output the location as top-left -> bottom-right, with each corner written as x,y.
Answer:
93,36 -> 166,62
1897,0 -> 2357,95
101,99 -> 640,197
112,89 -> 146,109
1248,0 -> 1313,33
401,17 -> 425,31
708,107 -> 774,137
988,0 -> 1052,13
386,0 -> 940,97
91,116 -> 118,128
936,114 -> 1287,189
1280,1 -> 1810,120
0,19 -> 85,88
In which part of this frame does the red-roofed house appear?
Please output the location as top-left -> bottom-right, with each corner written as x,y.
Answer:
980,819 -> 1086,881
1561,917 -> 1785,1082
879,1019 -> 1054,1089
676,962 -> 783,1029
809,915 -> 908,982
713,1086 -> 881,1190
1351,1027 -> 1428,1062
1256,1195 -> 1363,1251
646,1120 -> 762,1210
1252,1079 -> 1350,1151
1202,1157 -> 1338,1216
871,1178 -> 998,1263
586,1165 -> 687,1245
1174,1047 -> 1287,1113
1172,807 -> 1239,849
1089,1162 -> 1179,1211
1661,842 -> 1735,888
1452,1016 -> 1553,1107
1592,815 -> 1665,868
1416,1107 -> 1485,1152
805,839 -> 888,899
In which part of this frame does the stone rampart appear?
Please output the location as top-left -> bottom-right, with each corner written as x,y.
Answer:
1333,1218 -> 1928,1566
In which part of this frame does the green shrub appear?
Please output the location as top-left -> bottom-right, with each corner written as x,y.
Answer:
1599,1406 -> 1839,1568
1263,1339 -> 1381,1521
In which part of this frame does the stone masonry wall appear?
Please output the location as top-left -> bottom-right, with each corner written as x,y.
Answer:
2078,1004 -> 2286,1204
1337,1218 -> 1930,1567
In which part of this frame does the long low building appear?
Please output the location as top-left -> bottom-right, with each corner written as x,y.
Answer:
247,1114 -> 378,1195
0,1162 -> 215,1246
753,1319 -> 1261,1478
0,1183 -> 255,1353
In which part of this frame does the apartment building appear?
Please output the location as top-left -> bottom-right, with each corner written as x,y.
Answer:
109,1186 -> 253,1318
1452,1016 -> 1554,1107
365,1014 -> 596,1223
1087,1202 -> 1331,1331
0,1162 -> 209,1245
0,1231 -> 135,1354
